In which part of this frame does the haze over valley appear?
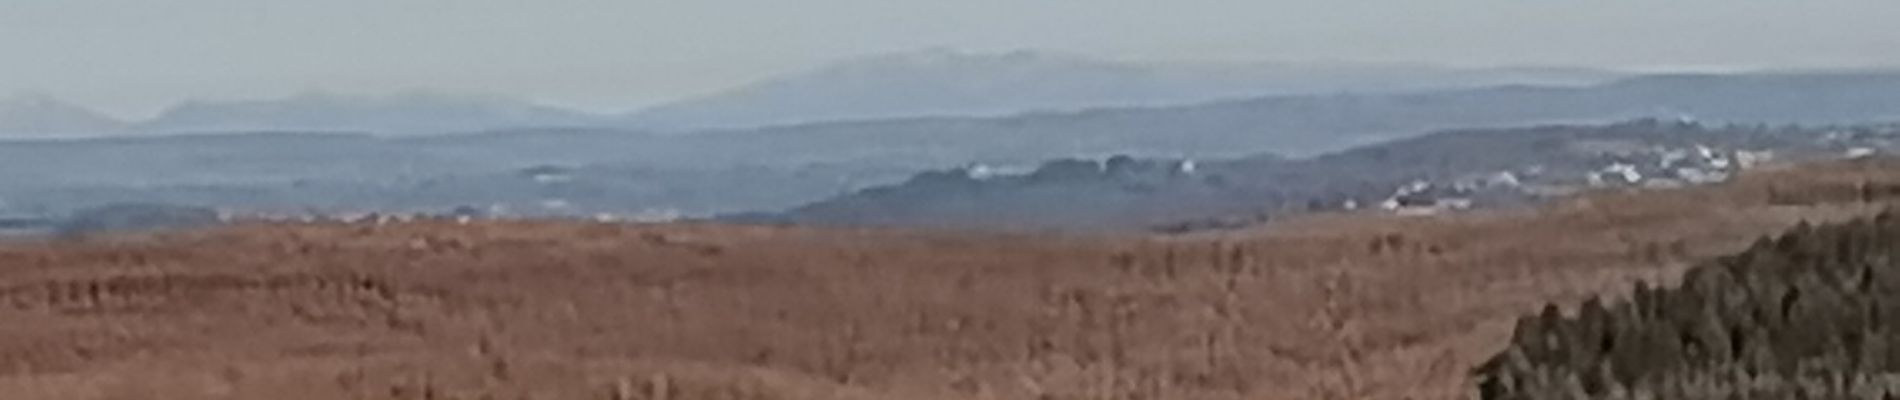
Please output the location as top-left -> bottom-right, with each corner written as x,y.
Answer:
9,1 -> 1900,398
0,49 -> 1636,137
5,61 -> 1900,231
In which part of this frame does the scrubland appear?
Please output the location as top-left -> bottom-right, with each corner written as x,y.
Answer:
2,160 -> 1898,399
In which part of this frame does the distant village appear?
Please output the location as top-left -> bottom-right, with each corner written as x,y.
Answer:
1367,124 -> 1900,216
7,121 -> 1900,237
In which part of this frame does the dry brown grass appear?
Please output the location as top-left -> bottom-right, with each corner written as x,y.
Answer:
1,159 -> 1898,399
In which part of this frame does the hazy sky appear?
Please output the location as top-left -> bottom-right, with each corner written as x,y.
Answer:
2,0 -> 1896,118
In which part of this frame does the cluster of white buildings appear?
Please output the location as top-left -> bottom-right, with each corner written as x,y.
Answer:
1583,145 -> 1769,189
1372,143 -> 1787,216
225,203 -> 685,226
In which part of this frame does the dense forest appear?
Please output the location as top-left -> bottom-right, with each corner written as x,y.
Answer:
1476,206 -> 1900,399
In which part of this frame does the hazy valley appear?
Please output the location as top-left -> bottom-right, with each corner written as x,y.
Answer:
7,15 -> 1900,396
7,69 -> 1900,234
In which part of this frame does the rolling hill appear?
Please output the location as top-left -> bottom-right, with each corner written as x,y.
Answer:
746,120 -> 1900,231
0,94 -> 127,138
0,158 -> 1894,399
626,48 -> 1624,130
135,90 -> 606,136
8,72 -> 1900,222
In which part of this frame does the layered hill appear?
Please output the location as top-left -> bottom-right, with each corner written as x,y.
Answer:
0,159 -> 1896,399
0,50 -> 1625,139
627,48 -> 1623,130
0,94 -> 127,138
2,68 -> 1898,150
8,72 -> 1900,222
752,120 -> 1900,231
673,70 -> 1900,163
136,91 -> 604,136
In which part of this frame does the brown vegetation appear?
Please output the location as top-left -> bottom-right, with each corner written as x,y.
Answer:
2,160 -> 1900,399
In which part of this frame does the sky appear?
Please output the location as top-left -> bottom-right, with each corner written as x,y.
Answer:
2,0 -> 1897,118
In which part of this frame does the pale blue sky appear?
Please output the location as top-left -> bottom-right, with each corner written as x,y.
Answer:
2,0 -> 1896,117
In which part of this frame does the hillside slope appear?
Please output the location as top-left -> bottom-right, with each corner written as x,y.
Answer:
0,159 -> 1897,399
757,120 -> 1899,231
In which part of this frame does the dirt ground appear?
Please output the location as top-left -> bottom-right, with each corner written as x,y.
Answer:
2,160 -> 1898,400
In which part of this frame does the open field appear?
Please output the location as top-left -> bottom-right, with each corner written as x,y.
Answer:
2,160 -> 1899,399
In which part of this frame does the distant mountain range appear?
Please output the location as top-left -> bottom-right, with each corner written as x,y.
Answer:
0,91 -> 605,138
0,49 -> 1630,137
7,69 -> 1900,223
0,94 -> 128,138
136,90 -> 602,135
11,50 -> 1900,142
622,48 -> 1627,130
637,70 -> 1900,166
